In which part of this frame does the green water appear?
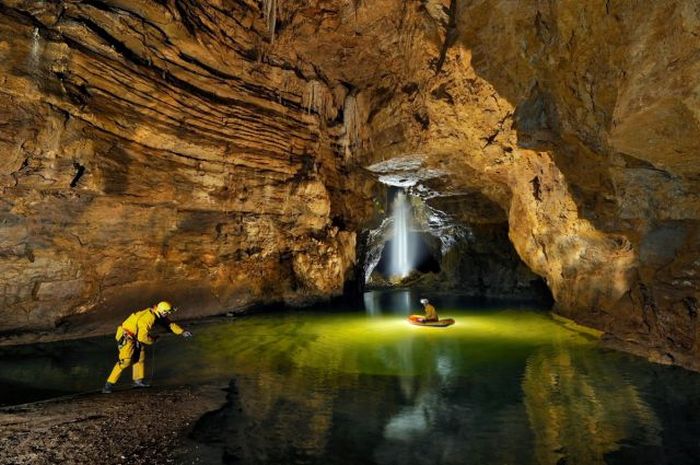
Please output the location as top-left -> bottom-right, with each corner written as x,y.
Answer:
1,291 -> 700,464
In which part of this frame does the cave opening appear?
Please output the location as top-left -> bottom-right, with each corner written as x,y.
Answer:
361,185 -> 552,304
374,231 -> 442,278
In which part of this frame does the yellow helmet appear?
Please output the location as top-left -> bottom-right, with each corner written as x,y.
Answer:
154,301 -> 173,316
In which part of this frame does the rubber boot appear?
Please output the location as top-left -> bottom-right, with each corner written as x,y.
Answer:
132,379 -> 150,388
101,382 -> 113,394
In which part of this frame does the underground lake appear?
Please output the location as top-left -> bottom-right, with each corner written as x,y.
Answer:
2,290 -> 700,465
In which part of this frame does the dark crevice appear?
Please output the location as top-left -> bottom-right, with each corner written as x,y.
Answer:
431,84 -> 454,104
178,52 -> 240,81
174,0 -> 202,37
82,0 -> 121,14
414,111 -> 430,130
639,283 -> 658,333
0,4 -> 45,31
530,176 -> 542,201
482,130 -> 499,147
434,0 -> 459,74
367,87 -> 395,124
683,296 -> 698,318
70,163 -> 86,188
402,82 -> 419,95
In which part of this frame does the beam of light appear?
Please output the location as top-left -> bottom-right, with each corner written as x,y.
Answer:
390,191 -> 415,278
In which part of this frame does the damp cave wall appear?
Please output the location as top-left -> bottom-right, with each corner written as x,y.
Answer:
0,0 -> 376,340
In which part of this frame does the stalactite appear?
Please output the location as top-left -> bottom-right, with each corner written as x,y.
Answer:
303,80 -> 322,114
343,93 -> 362,154
302,80 -> 336,121
397,5 -> 423,75
261,0 -> 278,43
435,0 -> 459,74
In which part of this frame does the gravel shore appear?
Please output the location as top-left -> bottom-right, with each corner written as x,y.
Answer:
0,384 -> 226,465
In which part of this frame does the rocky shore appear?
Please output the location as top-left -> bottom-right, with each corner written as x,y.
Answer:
0,384 -> 226,465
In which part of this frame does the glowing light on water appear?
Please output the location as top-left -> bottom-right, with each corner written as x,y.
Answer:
390,191 -> 415,278
363,292 -> 380,316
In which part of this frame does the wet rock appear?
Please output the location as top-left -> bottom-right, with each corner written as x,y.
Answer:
0,385 -> 226,465
0,1 -> 375,338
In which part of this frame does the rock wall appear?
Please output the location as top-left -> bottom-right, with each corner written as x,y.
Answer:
377,0 -> 698,368
453,0 -> 700,367
0,0 -> 374,338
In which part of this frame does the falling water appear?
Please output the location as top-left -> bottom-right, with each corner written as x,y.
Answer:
390,191 -> 415,279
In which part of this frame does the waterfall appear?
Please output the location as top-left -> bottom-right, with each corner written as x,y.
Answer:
390,191 -> 415,279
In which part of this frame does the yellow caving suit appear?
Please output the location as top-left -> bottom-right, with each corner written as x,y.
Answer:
424,304 -> 439,322
106,308 -> 184,384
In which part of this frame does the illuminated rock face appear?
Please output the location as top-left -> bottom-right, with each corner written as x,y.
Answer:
0,1 -> 698,368
0,1 -> 375,335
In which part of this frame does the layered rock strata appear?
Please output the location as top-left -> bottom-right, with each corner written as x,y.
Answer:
0,0 -> 374,337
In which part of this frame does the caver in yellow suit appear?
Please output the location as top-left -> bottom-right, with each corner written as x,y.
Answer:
102,301 -> 192,393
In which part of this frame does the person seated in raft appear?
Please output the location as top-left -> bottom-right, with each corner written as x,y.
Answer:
102,301 -> 192,394
419,298 -> 439,322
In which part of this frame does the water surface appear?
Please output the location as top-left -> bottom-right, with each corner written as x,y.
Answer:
1,291 -> 699,464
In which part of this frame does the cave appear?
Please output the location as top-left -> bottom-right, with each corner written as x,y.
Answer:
372,231 -> 443,278
363,188 -> 552,304
0,1 -> 699,464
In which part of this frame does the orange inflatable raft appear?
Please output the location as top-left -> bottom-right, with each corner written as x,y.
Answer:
408,315 -> 455,327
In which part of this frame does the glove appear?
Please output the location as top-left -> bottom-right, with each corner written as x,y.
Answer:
182,330 -> 193,338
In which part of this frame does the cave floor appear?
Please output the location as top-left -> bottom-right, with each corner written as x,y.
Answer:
0,384 -> 225,465
2,291 -> 700,465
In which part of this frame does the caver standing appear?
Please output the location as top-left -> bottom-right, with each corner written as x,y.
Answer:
102,301 -> 192,393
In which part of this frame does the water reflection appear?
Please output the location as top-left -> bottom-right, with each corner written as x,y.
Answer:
523,345 -> 661,465
185,297 -> 700,465
365,289 -> 416,316
190,338 -> 689,465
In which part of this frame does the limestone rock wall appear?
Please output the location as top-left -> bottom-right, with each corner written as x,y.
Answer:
0,0 -> 374,338
452,0 -> 700,366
